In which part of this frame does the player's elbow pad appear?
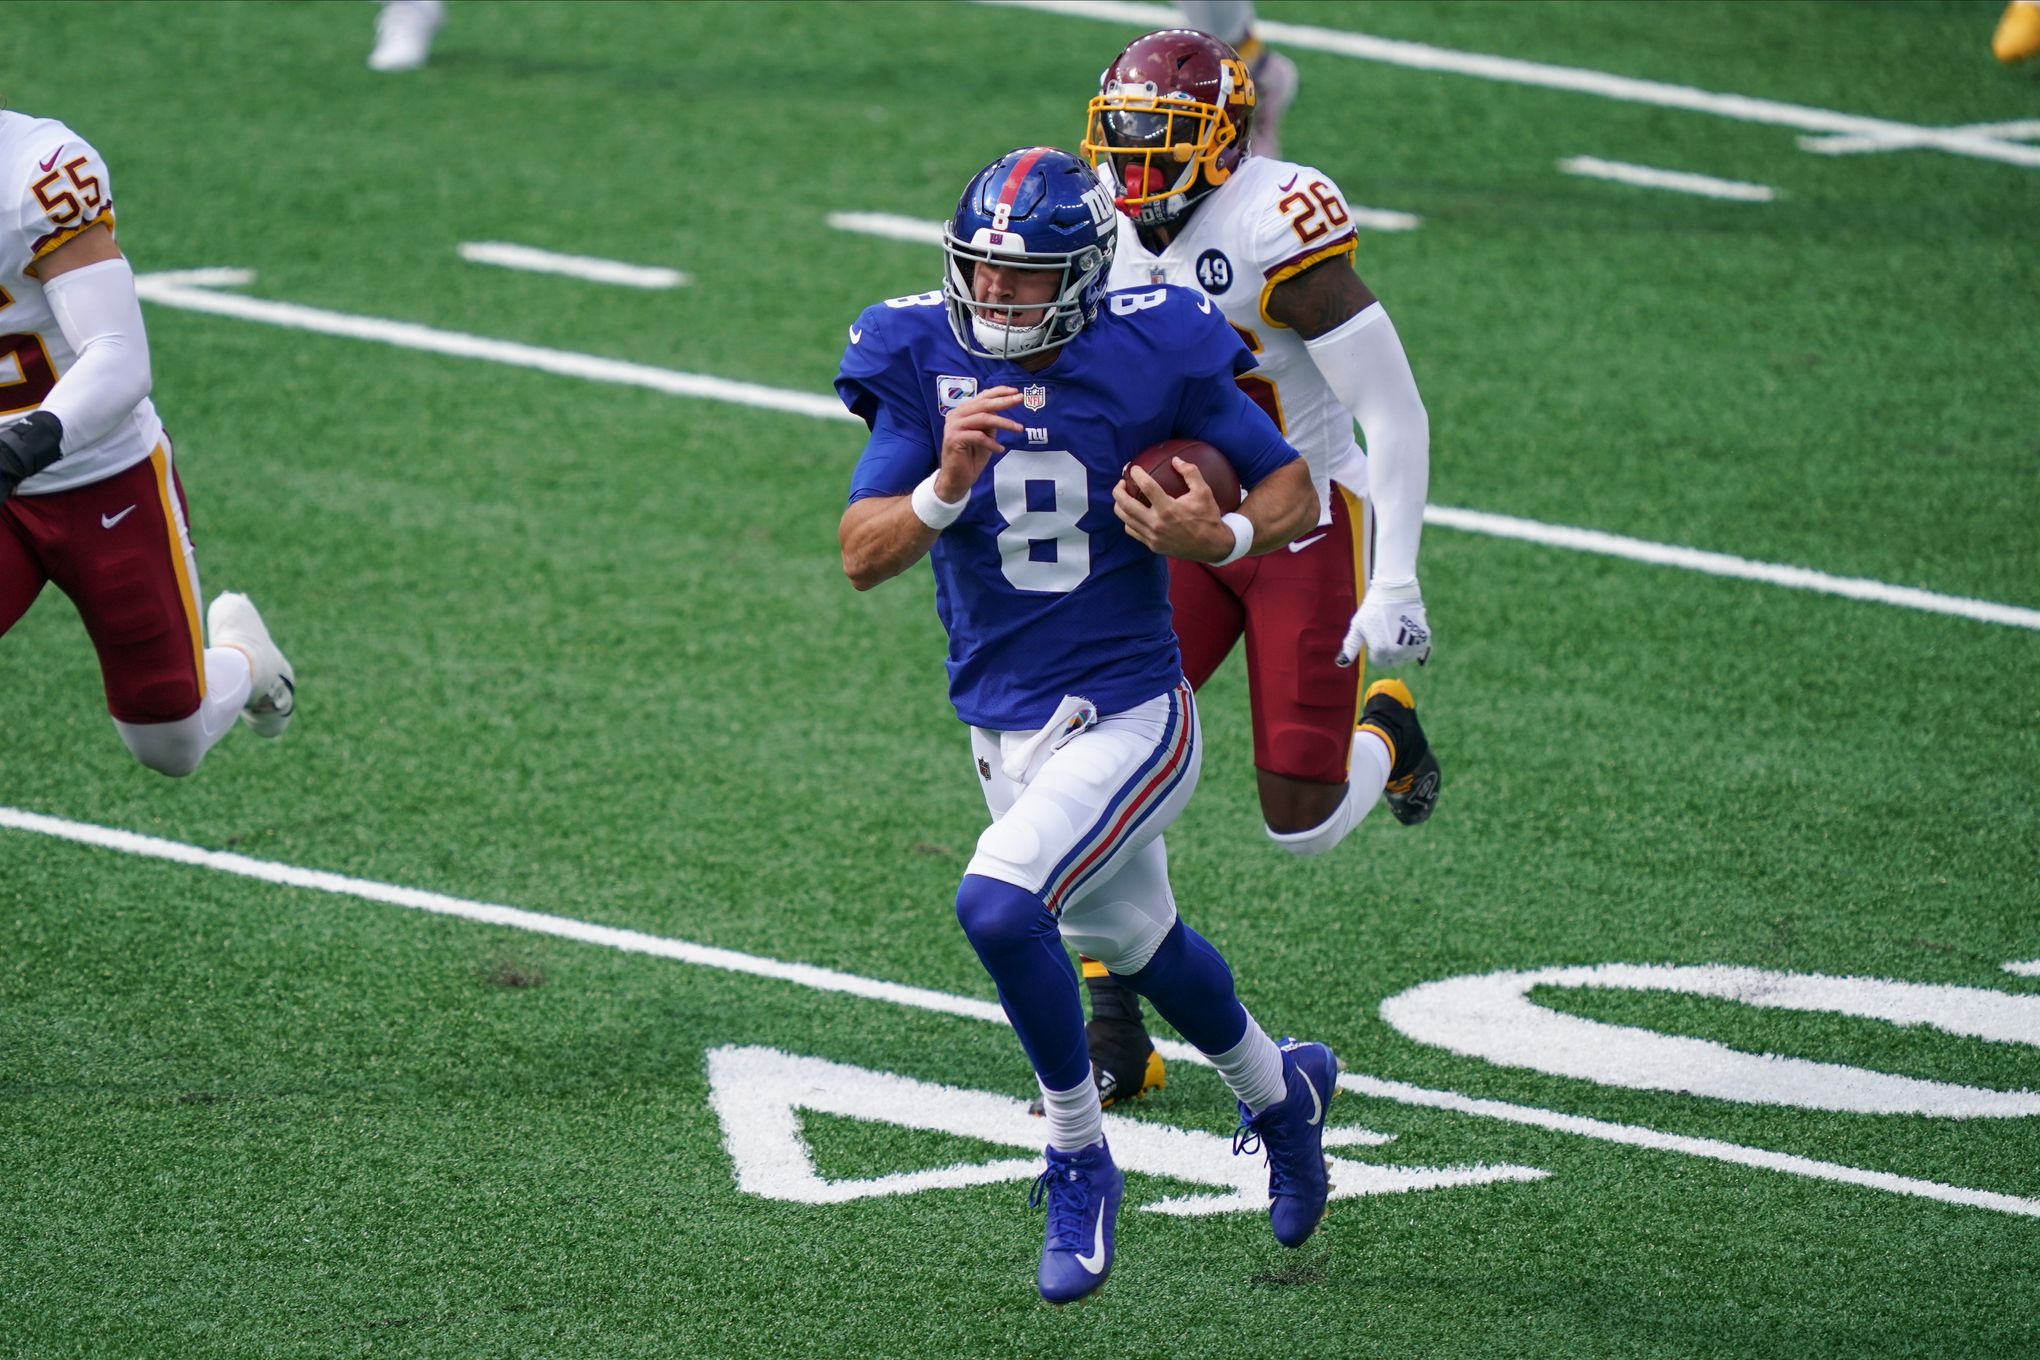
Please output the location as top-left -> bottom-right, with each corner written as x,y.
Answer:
40,257 -> 152,451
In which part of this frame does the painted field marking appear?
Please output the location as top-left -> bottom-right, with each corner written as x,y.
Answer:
827,212 -> 947,246
830,204 -> 1420,240
1424,506 -> 2040,632
133,269 -> 851,424
2007,960 -> 2040,979
4,803 -> 2037,1220
131,269 -> 2040,633
1559,156 -> 1776,202
457,241 -> 688,289
985,0 -> 2040,169
1799,119 -> 2040,157
709,1046 -> 1543,1215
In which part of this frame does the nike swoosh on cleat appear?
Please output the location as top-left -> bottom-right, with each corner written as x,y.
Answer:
848,326 -> 863,344
1302,1070 -> 1323,1127
101,506 -> 136,529
1075,1204 -> 1109,1274
39,147 -> 64,172
1287,532 -> 1328,553
1279,174 -> 1299,191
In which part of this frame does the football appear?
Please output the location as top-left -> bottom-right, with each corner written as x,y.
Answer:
1120,438 -> 1243,512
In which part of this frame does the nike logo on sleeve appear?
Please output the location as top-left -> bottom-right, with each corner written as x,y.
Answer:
38,147 -> 64,172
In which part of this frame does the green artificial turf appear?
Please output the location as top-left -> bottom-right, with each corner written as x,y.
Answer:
1,3 -> 2034,1355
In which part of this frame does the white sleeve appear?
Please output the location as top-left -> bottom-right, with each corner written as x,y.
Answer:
1303,302 -> 1429,583
39,256 -> 152,452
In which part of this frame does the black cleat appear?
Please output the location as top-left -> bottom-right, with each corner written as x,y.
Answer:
1029,1016 -> 1166,1115
1359,679 -> 1440,826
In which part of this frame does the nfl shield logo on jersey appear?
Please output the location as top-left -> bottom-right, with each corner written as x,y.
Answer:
1022,384 -> 1048,412
936,375 -> 979,414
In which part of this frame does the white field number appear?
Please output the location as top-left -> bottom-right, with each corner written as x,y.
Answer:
1380,963 -> 2040,1117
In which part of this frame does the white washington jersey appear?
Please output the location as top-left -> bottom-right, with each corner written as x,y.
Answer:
1107,156 -> 1365,522
0,112 -> 163,495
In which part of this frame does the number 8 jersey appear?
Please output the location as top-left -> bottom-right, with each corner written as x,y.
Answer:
836,284 -> 1298,731
0,112 -> 163,495
1106,156 -> 1366,524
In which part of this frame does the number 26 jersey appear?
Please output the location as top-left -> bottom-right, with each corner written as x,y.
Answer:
1107,156 -> 1367,524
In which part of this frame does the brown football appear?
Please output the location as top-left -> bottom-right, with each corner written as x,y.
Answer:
1120,438 -> 1243,513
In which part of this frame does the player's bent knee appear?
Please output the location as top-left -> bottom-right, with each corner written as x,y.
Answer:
1266,791 -> 1359,858
954,873 -> 1053,955
114,714 -> 208,779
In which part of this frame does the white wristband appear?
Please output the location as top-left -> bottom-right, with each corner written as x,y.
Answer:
911,472 -> 969,530
1215,512 -> 1254,566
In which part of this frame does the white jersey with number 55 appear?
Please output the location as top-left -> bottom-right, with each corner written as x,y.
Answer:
1106,155 -> 1363,522
0,111 -> 163,494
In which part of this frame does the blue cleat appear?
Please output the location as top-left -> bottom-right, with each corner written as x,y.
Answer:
1028,1141 -> 1123,1304
1233,1038 -> 1338,1248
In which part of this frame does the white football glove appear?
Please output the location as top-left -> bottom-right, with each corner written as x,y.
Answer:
1337,577 -> 1431,669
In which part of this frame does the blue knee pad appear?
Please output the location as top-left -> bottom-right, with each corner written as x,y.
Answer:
955,874 -> 1090,1092
1122,921 -> 1250,1055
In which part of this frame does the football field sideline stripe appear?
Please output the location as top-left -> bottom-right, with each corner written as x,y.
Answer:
4,803 -> 2036,1220
985,0 -> 2040,169
132,270 -> 2040,634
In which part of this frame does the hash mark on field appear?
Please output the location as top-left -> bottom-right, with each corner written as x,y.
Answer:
987,0 -> 2040,169
2007,960 -> 2040,979
6,804 -> 2039,1221
457,242 -> 688,289
132,268 -> 2040,633
1559,156 -> 1776,202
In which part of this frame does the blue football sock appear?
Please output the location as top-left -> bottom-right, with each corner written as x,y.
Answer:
954,874 -> 1090,1092
1121,920 -> 1250,1055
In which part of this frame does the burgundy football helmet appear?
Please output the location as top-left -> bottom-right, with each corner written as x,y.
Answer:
1081,28 -> 1257,227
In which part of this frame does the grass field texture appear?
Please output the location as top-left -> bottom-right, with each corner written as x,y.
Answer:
2,3 -> 2035,1356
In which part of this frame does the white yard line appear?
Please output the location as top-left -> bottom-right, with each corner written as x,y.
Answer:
830,205 -> 1419,240
457,242 -> 688,289
984,0 -> 2040,169
1425,507 -> 2040,631
5,803 -> 2035,1220
1558,156 -> 1776,202
132,269 -> 2040,633
827,211 -> 948,246
1798,119 -> 2040,157
133,269 -> 851,425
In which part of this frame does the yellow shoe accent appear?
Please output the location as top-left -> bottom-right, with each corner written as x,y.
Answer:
1996,1 -> 2040,62
1140,1048 -> 1166,1096
1363,677 -> 1416,710
1357,678 -> 1415,771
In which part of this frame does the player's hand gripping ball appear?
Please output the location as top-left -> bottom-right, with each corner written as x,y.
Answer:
1120,438 -> 1242,513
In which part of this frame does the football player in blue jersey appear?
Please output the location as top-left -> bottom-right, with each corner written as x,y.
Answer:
837,147 -> 1340,1305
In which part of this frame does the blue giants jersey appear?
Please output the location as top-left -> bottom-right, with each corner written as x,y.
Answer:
836,284 -> 1299,730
